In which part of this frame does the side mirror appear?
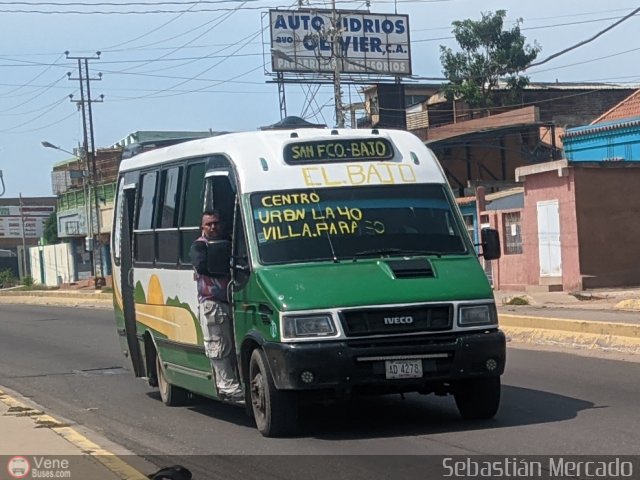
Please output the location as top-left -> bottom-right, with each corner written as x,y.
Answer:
206,240 -> 231,275
480,228 -> 501,260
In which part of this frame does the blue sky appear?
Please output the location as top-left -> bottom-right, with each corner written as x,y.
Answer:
0,0 -> 639,198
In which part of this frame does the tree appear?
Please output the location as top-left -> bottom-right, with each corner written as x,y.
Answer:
440,10 -> 540,109
42,212 -> 59,245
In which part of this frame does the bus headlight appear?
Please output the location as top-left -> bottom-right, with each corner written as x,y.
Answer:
458,304 -> 498,327
283,314 -> 336,339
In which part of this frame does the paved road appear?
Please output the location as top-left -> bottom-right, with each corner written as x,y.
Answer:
0,304 -> 638,477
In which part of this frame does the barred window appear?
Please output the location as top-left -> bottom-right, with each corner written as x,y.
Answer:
503,212 -> 523,255
463,214 -> 475,243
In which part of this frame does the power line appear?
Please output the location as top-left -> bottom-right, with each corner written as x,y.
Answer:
529,7 -> 640,67
0,95 -> 68,131
0,6 -> 288,13
99,0 -> 204,50
0,74 -> 68,111
0,53 -> 64,97
120,6 -> 250,74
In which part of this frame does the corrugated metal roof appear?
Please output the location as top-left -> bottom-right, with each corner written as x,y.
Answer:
564,116 -> 640,139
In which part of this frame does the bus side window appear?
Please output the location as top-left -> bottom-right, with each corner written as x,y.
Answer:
179,162 -> 206,264
134,171 -> 158,265
155,166 -> 182,266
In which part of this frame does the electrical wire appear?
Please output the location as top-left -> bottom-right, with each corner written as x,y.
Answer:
0,95 -> 69,132
100,0 -> 203,50
0,74 -> 68,112
4,109 -> 78,134
117,7 -> 245,74
0,53 -> 64,97
0,95 -> 73,117
529,7 -> 640,67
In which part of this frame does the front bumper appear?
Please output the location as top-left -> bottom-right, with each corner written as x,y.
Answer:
262,329 -> 506,392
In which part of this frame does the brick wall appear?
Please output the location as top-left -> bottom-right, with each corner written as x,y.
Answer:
522,89 -> 637,127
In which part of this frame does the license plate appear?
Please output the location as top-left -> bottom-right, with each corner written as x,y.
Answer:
385,359 -> 423,379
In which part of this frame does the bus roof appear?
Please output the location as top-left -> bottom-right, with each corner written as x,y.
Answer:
117,128 -> 447,192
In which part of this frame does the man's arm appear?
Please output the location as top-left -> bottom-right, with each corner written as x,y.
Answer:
190,241 -> 209,275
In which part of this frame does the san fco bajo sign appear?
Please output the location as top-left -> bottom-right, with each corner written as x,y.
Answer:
269,9 -> 411,76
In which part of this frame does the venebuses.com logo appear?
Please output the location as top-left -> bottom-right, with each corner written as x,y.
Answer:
7,456 -> 30,479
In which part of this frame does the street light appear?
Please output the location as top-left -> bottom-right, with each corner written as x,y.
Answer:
41,141 -> 74,155
42,140 -> 103,286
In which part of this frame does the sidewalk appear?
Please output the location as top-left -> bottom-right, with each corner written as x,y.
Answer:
494,288 -> 640,355
0,386 -> 151,480
494,287 -> 640,312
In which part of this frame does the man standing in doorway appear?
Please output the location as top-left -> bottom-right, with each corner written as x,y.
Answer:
190,209 -> 243,403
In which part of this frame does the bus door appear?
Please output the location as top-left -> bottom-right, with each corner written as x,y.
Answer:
120,181 -> 145,377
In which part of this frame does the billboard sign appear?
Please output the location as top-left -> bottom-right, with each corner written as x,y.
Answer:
269,9 -> 411,76
0,205 -> 54,239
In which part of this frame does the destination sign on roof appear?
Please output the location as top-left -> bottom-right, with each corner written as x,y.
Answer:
283,138 -> 395,164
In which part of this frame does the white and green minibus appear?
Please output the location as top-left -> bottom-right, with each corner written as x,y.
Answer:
111,126 -> 504,437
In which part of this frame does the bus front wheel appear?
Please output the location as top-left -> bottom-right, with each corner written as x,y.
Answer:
249,349 -> 298,437
454,376 -> 501,420
156,355 -> 189,407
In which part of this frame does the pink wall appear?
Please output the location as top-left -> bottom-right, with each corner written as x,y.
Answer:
484,164 -> 640,291
487,168 -> 581,291
521,169 -> 581,291
484,209 -> 528,291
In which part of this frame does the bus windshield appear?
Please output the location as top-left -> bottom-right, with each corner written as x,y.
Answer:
250,184 -> 469,264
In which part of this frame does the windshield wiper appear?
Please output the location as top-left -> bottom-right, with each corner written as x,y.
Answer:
352,248 -> 443,261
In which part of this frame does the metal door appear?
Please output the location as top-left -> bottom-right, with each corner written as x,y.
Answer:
121,186 -> 145,376
537,200 -> 562,277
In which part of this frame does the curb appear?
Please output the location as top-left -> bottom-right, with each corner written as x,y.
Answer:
500,313 -> 640,354
0,388 -> 148,479
0,291 -> 112,300
0,296 -> 113,309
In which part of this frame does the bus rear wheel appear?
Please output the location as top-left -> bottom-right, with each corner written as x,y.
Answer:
249,349 -> 298,437
156,354 -> 189,407
454,376 -> 501,420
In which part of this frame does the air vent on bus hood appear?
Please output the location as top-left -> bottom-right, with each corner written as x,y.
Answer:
385,258 -> 435,279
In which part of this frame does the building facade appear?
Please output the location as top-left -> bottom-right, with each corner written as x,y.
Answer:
0,196 -> 56,278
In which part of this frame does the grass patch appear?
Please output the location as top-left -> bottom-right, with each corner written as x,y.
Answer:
503,296 -> 530,306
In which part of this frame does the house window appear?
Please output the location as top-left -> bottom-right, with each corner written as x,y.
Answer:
503,212 -> 523,255
463,214 -> 475,243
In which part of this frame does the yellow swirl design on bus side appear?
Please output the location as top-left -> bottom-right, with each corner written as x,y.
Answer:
134,274 -> 198,344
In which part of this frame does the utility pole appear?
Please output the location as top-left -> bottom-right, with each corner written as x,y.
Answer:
66,51 -> 104,285
330,0 -> 344,128
277,72 -> 287,120
18,193 -> 29,278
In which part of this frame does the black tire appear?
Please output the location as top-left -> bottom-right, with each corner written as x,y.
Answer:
454,376 -> 501,420
156,354 -> 189,407
249,349 -> 299,437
